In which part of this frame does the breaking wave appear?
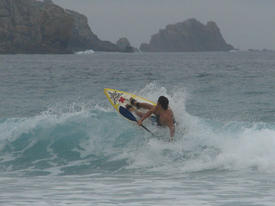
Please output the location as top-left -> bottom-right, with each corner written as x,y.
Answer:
1,83 -> 275,176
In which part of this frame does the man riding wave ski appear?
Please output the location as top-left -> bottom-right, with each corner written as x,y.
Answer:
127,96 -> 175,141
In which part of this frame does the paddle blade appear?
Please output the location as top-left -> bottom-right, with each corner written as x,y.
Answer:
119,106 -> 137,122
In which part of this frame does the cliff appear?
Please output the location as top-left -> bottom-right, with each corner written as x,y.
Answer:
0,0 -> 119,54
65,9 -> 119,52
140,18 -> 234,52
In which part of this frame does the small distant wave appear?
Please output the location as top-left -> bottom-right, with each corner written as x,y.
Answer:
75,50 -> 95,55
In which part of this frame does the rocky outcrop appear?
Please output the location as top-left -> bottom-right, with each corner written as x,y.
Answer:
0,0 -> 73,53
116,37 -> 136,53
65,9 -> 119,52
0,0 -> 119,54
140,18 -> 234,52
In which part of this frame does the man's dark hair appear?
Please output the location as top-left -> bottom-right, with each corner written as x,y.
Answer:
158,96 -> 169,110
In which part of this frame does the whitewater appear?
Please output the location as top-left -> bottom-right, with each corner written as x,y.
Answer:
0,52 -> 275,205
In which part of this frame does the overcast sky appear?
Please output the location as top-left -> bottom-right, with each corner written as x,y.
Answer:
54,0 -> 275,50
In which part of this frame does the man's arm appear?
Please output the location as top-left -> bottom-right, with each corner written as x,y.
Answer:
167,116 -> 175,141
137,108 -> 155,126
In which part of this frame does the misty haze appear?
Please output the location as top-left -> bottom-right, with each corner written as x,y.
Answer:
54,0 -> 275,50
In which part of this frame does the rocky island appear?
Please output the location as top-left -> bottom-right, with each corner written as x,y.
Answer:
140,18 -> 234,52
116,37 -> 136,53
0,0 -> 123,54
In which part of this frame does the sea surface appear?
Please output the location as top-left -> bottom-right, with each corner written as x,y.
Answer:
0,51 -> 275,205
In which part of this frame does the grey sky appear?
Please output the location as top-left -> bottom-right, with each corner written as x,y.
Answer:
53,0 -> 275,50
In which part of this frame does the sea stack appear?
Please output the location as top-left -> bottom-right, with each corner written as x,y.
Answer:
116,37 -> 136,53
140,18 -> 234,52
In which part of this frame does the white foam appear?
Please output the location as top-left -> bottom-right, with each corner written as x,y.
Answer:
75,50 -> 95,55
123,83 -> 275,173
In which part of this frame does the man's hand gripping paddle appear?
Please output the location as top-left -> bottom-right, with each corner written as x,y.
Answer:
119,106 -> 155,136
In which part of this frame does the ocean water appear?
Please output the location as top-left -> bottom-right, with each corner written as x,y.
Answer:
0,52 -> 275,205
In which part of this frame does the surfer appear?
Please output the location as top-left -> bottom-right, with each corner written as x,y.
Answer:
128,96 -> 175,141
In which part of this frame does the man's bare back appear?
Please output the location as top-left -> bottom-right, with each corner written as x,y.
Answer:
153,106 -> 175,127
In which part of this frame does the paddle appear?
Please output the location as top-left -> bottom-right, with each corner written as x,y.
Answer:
119,106 -> 155,136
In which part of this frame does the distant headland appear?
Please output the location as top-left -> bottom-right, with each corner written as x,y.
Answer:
0,0 -> 233,54
0,0 -> 134,54
140,18 -> 234,52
